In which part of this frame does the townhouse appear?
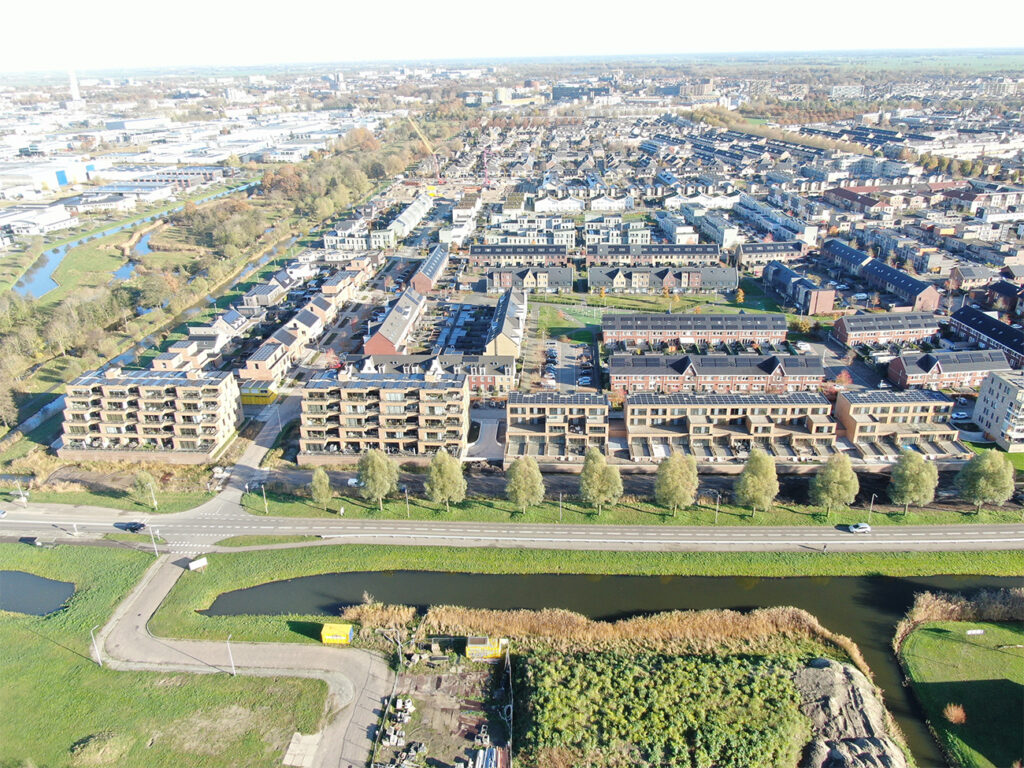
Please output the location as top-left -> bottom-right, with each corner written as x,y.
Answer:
949,305 -> 1024,368
948,264 -> 998,292
585,243 -> 721,268
608,354 -> 825,395
762,261 -> 836,315
887,349 -> 1011,389
624,392 -> 837,460
505,392 -> 609,466
355,353 -> 518,394
831,312 -> 941,347
364,288 -> 427,355
587,266 -> 738,295
58,367 -> 242,464
602,312 -> 788,347
484,288 -> 528,357
297,367 -> 470,463
834,390 -> 958,455
822,239 -> 940,311
467,244 -> 571,268
735,241 -> 805,276
486,267 -> 573,293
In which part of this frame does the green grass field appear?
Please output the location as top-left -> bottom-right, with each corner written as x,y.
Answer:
901,621 -> 1024,768
241,487 -> 1024,527
0,544 -> 326,768
149,545 -> 1024,645
0,488 -> 214,515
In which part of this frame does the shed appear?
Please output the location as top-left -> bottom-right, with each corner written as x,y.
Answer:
465,636 -> 506,661
321,623 -> 354,645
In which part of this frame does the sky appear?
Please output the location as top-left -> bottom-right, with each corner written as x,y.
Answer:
4,0 -> 1024,74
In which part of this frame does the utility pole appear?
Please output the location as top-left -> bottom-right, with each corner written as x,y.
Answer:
405,486 -> 410,518
559,492 -> 562,523
261,484 -> 268,515
149,483 -> 158,511
226,634 -> 236,677
149,527 -> 159,557
90,625 -> 102,667
714,490 -> 721,525
869,493 -> 876,524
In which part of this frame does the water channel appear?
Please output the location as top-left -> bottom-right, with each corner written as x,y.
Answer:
0,570 -> 75,615
12,181 -> 257,299
204,570 -> 1024,767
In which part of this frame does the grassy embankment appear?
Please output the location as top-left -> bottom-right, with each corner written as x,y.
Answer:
901,621 -> 1023,768
148,545 -> 1024,645
240,486 -> 1024,526
0,543 -> 326,768
0,488 -> 214,515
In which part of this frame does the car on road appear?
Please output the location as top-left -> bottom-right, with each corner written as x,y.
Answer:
952,411 -> 969,420
346,477 -> 364,488
848,522 -> 872,533
0,510 -> 6,519
125,522 -> 146,533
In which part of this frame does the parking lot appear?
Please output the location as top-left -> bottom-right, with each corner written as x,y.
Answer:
541,339 -> 596,392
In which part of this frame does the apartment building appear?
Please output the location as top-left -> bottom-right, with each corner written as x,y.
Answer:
834,390 -> 957,453
950,306 -> 1024,368
58,367 -> 242,464
505,392 -> 609,466
409,244 -> 449,294
603,313 -> 788,347
364,288 -> 427,355
588,266 -> 738,295
609,354 -> 825,395
736,242 -> 805,276
585,243 -> 721,268
624,392 -> 837,460
887,349 -> 1010,389
297,368 -> 470,463
467,244 -> 570,267
356,353 -> 517,393
762,261 -> 836,315
974,371 -> 1024,451
831,312 -> 941,347
486,267 -> 573,293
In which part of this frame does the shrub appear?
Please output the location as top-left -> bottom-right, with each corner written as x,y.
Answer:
942,702 -> 967,725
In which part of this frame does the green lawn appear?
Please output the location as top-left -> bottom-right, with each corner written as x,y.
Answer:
0,412 -> 64,466
36,230 -> 133,307
901,621 -> 1024,768
148,545 -> 1024,645
0,543 -> 326,768
965,441 -> 1024,472
1,488 -> 214,515
241,487 -> 1024,527
218,535 -> 320,547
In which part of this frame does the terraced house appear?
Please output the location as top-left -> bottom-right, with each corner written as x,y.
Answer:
297,367 -> 470,463
585,243 -> 721,267
624,392 -> 837,461
602,312 -> 788,347
834,390 -> 960,459
950,305 -> 1024,368
587,266 -> 738,295
831,312 -> 941,347
608,354 -> 825,395
504,392 -> 609,467
887,349 -> 1011,389
58,367 -> 242,464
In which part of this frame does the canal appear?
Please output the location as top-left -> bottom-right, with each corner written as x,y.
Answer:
204,570 -> 1024,767
0,570 -> 75,615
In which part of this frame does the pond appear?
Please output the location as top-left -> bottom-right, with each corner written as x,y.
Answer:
204,570 -> 1024,767
0,570 -> 75,615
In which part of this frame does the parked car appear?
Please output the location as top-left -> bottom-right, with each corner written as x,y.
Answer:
848,522 -> 872,534
576,376 -> 592,386
952,411 -> 969,420
852,292 -> 869,301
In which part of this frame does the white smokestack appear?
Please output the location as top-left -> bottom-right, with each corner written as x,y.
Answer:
68,70 -> 81,102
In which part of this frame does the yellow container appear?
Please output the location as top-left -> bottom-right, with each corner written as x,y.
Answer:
321,623 -> 354,645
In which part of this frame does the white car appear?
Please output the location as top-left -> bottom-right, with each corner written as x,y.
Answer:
952,411 -> 969,420
848,523 -> 872,533
346,477 -> 364,488
0,510 -> 6,519
852,293 -> 869,301
576,377 -> 592,386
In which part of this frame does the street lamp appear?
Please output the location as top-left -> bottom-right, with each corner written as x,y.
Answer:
90,625 -> 102,667
713,490 -> 721,525
260,483 -> 268,515
226,634 -> 236,677
148,483 -> 158,511
869,493 -> 877,524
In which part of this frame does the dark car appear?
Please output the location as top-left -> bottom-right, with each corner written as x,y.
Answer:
125,522 -> 146,533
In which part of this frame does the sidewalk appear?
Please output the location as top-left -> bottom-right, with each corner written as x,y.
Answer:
98,555 -> 393,768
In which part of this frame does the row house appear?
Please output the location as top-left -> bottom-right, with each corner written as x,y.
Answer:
364,288 -> 427,356
949,306 -> 1024,368
588,266 -> 738,295
834,390 -> 958,452
831,312 -> 941,347
624,392 -> 837,460
762,261 -> 836,316
823,239 -> 940,311
735,241 -> 805,276
467,244 -> 571,268
409,244 -> 449,294
504,392 -> 609,467
947,264 -> 998,292
297,368 -> 470,464
58,367 -> 242,464
585,243 -> 721,268
608,354 -> 825,395
486,267 -> 573,293
985,280 -> 1024,314
887,349 -> 1011,389
603,312 -> 788,347
484,289 -> 528,357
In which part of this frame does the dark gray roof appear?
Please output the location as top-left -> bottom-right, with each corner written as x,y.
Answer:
861,259 -> 933,298
471,244 -> 568,256
603,312 -> 787,334
898,349 -> 1010,375
610,353 -> 824,378
627,391 -> 829,406
508,391 -> 609,406
840,389 -> 952,405
588,243 -> 720,256
835,312 -> 940,333
375,288 -> 426,346
738,241 -> 803,254
951,305 -> 1024,356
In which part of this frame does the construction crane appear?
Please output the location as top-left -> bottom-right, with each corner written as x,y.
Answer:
405,114 -> 442,185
